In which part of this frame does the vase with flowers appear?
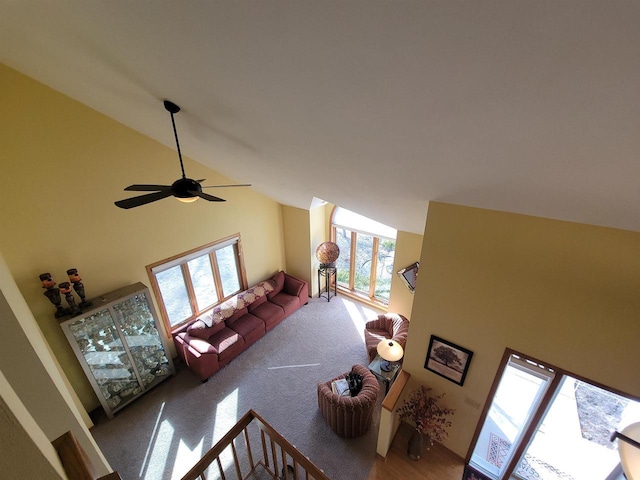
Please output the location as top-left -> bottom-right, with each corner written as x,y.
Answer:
396,385 -> 455,460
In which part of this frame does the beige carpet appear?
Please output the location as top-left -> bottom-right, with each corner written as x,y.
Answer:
90,295 -> 384,480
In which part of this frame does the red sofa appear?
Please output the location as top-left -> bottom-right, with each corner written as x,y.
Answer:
173,271 -> 309,381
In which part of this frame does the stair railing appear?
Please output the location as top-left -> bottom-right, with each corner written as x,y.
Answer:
180,409 -> 330,480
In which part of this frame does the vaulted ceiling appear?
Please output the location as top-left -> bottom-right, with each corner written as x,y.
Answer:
2,2 -> 639,234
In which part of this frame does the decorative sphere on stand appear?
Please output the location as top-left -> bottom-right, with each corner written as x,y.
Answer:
316,242 -> 340,267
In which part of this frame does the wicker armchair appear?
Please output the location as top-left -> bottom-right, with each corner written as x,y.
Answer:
364,313 -> 409,362
317,364 -> 380,438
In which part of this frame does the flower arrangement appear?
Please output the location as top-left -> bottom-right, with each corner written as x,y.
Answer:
396,385 -> 455,446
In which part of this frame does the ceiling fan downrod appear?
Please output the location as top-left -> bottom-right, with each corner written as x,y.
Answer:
164,100 -> 187,179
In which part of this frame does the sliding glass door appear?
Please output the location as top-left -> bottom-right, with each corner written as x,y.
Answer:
469,354 -> 555,478
515,376 -> 639,480
468,350 -> 640,480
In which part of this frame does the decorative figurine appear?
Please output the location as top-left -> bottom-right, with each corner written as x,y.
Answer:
67,268 -> 92,308
59,281 -> 81,316
40,272 -> 70,318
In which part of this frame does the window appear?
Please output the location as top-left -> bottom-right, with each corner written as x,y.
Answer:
331,207 -> 396,304
467,350 -> 639,480
147,234 -> 247,334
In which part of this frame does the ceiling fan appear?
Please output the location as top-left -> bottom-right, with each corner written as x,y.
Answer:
115,100 -> 250,209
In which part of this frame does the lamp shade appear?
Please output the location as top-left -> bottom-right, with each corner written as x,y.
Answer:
618,422 -> 640,480
377,339 -> 404,362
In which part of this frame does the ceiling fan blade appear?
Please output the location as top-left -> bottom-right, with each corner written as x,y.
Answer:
189,190 -> 226,202
201,184 -> 252,189
124,184 -> 172,192
115,191 -> 173,209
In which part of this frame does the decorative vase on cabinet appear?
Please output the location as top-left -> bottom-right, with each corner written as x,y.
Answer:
59,282 -> 175,419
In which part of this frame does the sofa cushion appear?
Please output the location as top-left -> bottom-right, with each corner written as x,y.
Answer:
187,318 -> 226,340
228,313 -> 265,341
365,328 -> 390,341
213,329 -> 247,366
269,292 -> 300,316
251,301 -> 285,330
208,327 -> 244,354
267,271 -> 284,299
224,307 -> 249,327
248,294 -> 267,311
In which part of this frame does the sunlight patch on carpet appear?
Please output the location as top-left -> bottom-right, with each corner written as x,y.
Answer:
344,298 -> 380,342
171,438 -> 204,480
144,417 -> 173,480
267,363 -> 321,370
140,402 -> 165,478
215,387 -> 239,438
212,388 -> 240,473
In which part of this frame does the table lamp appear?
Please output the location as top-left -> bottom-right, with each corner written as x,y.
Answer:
377,339 -> 404,372
612,422 -> 640,480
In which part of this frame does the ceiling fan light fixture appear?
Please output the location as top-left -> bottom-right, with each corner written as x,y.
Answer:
176,196 -> 199,203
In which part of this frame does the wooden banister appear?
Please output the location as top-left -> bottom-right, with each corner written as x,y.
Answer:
180,409 -> 330,480
382,369 -> 410,412
52,430 -> 121,480
52,431 -> 96,480
97,473 -> 122,480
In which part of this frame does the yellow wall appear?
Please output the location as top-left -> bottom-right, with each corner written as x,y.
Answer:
308,205 -> 328,297
387,230 -> 423,319
0,65 -> 286,412
0,251 -> 111,476
403,202 -> 640,457
0,371 -> 65,479
282,205 -> 312,287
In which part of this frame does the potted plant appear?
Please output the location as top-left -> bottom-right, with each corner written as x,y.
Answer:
396,385 -> 455,460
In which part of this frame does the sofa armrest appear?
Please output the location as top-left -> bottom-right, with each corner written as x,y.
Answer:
175,333 -> 219,355
172,321 -> 191,336
283,273 -> 308,298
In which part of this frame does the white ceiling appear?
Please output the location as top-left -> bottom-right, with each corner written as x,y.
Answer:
2,1 -> 640,235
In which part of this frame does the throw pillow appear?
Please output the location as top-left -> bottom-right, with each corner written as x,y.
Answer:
187,318 -> 226,339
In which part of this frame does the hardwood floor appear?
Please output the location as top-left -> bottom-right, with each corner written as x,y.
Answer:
368,423 -> 465,480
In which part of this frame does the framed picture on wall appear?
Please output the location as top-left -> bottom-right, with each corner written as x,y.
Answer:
397,261 -> 419,293
424,335 -> 473,386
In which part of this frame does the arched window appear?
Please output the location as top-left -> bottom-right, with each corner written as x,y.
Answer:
331,207 -> 397,304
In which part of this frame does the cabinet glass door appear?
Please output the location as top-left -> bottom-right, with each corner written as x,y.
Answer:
67,309 -> 141,411
112,292 -> 171,388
